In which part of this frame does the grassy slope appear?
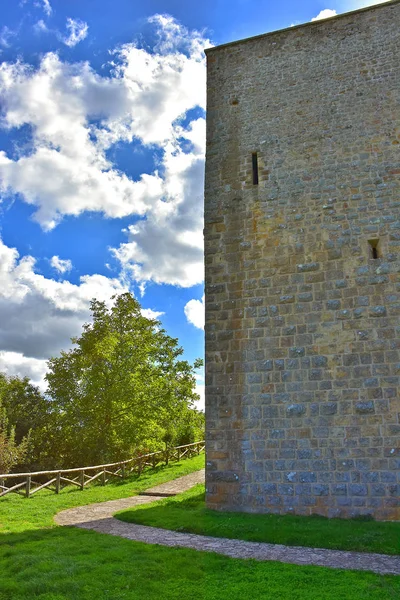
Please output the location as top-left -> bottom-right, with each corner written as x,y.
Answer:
1,456 -> 399,599
116,484 -> 400,556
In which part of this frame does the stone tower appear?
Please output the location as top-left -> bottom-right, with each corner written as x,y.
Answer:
204,0 -> 400,520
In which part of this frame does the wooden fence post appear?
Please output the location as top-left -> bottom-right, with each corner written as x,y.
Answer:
56,472 -> 61,494
80,470 -> 85,490
101,469 -> 106,486
26,475 -> 31,498
121,463 -> 126,479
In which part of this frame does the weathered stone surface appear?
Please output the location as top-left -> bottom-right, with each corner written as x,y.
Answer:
204,1 -> 400,520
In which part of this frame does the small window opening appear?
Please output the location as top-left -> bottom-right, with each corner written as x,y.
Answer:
252,153 -> 259,185
368,239 -> 380,259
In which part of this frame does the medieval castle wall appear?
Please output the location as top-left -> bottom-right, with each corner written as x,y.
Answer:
204,0 -> 400,519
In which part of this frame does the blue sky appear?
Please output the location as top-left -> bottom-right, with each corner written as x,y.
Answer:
0,0 -> 388,407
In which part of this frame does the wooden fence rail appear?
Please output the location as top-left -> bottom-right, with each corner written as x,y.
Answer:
0,440 -> 205,499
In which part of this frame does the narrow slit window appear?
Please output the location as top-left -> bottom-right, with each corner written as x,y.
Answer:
368,239 -> 380,259
252,153 -> 259,185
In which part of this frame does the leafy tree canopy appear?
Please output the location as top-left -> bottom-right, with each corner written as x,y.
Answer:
0,374 -> 50,471
0,374 -> 48,444
0,395 -> 29,474
45,293 -> 202,467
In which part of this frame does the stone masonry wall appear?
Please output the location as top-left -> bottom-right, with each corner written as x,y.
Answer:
204,0 -> 400,519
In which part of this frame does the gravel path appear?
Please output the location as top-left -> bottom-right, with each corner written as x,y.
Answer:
55,470 -> 205,526
55,469 -> 400,576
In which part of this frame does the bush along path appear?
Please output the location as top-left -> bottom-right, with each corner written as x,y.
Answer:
55,470 -> 400,576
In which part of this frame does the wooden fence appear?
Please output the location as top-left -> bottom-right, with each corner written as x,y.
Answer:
0,440 -> 205,499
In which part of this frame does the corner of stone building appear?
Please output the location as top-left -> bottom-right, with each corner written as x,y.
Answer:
204,0 -> 400,521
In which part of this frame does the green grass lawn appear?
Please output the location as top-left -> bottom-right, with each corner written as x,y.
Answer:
2,526 -> 399,600
116,484 -> 400,556
1,456 -> 399,600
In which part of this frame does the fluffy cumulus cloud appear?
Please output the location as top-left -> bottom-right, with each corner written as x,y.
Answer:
0,54 -> 151,229
311,9 -> 337,21
0,239 -> 127,361
0,16 -> 210,382
62,18 -> 88,47
184,295 -> 204,329
0,352 -> 48,390
0,239 -> 161,383
317,0 -> 388,17
0,16 -> 209,288
113,118 -> 205,288
50,255 -> 72,274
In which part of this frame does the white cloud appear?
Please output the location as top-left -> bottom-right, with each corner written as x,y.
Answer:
0,239 -> 169,389
102,16 -> 207,147
0,53 -> 165,229
0,240 -> 120,354
0,239 -> 166,379
113,120 -> 205,288
34,19 -> 48,33
0,352 -> 48,390
50,255 -> 72,274
41,0 -> 52,17
0,238 -> 128,360
184,295 -> 204,329
62,18 -> 88,47
141,308 -> 164,320
0,26 -> 17,48
0,16 -> 209,287
311,9 -> 337,21
312,1 -> 389,20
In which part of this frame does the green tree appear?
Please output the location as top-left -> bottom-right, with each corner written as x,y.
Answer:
175,408 -> 205,447
0,374 -> 48,442
45,293 -> 202,467
0,374 -> 51,470
0,397 -> 29,474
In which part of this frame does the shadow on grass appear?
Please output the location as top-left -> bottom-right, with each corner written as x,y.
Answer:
1,526 -> 400,600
